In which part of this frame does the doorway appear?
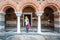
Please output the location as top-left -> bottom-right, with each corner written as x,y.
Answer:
23,13 -> 32,27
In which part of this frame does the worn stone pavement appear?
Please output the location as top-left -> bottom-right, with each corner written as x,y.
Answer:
0,32 -> 60,40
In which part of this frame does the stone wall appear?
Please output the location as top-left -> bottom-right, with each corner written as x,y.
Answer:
0,0 -> 60,33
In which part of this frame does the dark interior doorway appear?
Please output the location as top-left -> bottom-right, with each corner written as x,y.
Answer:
5,7 -> 17,32
41,7 -> 54,32
24,14 -> 31,27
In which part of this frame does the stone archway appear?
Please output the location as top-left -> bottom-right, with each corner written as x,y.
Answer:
20,5 -> 37,32
0,1 -> 17,12
4,6 -> 17,32
20,2 -> 39,12
41,5 -> 57,32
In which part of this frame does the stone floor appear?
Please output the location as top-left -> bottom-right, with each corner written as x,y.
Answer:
0,32 -> 60,40
0,27 -> 60,40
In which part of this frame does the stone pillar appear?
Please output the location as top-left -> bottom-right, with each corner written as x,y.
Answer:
0,12 -> 5,32
59,12 -> 60,33
36,11 -> 43,33
54,11 -> 60,33
15,12 -> 22,33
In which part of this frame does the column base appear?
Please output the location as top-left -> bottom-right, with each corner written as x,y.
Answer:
37,31 -> 42,34
17,30 -> 21,33
17,32 -> 21,33
0,26 -> 5,32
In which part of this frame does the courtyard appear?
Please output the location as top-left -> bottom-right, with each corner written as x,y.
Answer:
0,0 -> 60,40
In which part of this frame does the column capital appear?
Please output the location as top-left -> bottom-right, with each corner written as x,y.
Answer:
58,11 -> 60,15
0,11 -> 5,15
35,11 -> 44,16
15,12 -> 22,17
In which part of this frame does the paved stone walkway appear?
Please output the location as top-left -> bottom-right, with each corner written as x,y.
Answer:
0,32 -> 60,40
6,35 -> 45,40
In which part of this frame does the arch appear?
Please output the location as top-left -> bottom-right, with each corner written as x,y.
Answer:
0,1 -> 17,12
41,6 -> 55,31
44,5 -> 57,11
20,2 -> 39,12
41,1 -> 60,32
22,6 -> 36,12
5,6 -> 17,32
3,6 -> 15,13
41,2 -> 60,11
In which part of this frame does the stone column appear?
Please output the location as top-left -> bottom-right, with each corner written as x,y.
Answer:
0,12 -> 5,32
59,12 -> 60,33
54,11 -> 60,33
15,12 -> 22,33
36,11 -> 43,33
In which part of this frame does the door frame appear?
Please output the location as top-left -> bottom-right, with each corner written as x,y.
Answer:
23,12 -> 32,27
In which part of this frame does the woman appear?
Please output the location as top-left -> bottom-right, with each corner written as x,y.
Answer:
25,16 -> 31,32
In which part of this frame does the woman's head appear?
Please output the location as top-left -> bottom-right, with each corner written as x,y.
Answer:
25,16 -> 28,18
